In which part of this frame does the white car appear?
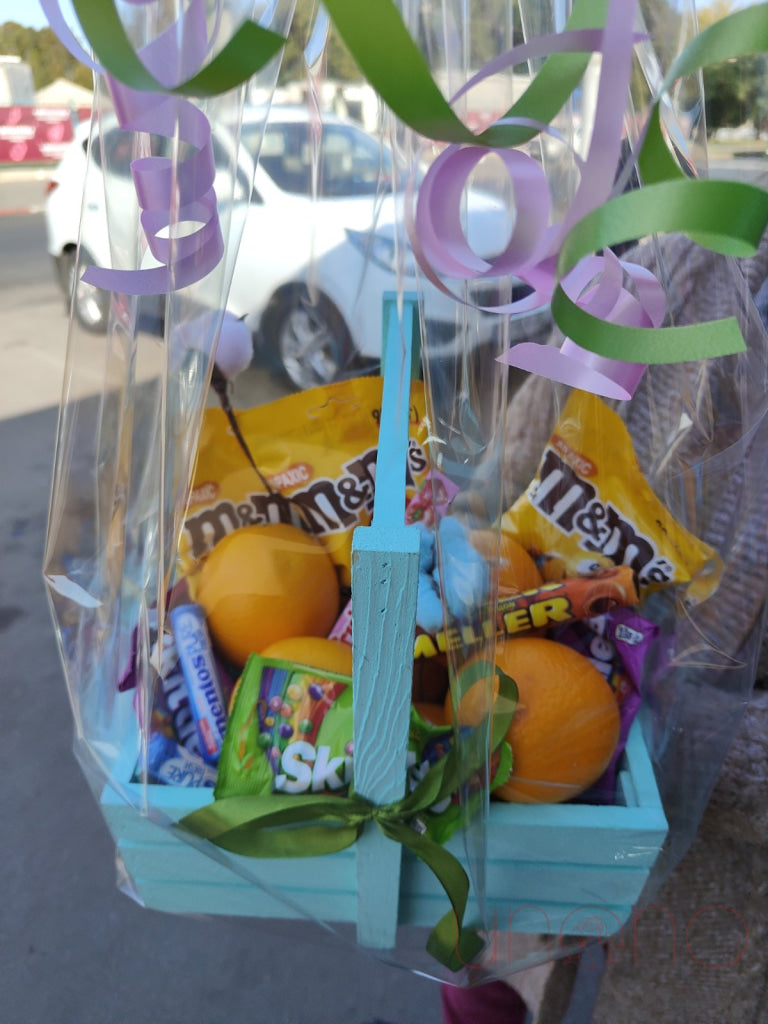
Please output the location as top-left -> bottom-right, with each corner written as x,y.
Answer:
45,107 -> 543,389
45,117 -> 111,334
44,116 -> 252,338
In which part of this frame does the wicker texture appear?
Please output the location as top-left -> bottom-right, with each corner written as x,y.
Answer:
501,232 -> 768,890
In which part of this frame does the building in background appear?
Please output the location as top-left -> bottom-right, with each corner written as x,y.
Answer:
0,56 -> 35,105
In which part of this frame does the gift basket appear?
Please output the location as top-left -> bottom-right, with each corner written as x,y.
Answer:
43,0 -> 768,986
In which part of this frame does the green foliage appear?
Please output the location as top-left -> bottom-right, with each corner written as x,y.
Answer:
695,0 -> 768,135
704,54 -> 768,136
0,21 -> 92,91
278,0 -> 525,88
278,0 -> 361,85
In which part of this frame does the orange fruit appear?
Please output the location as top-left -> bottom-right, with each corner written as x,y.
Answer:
445,636 -> 620,804
443,666 -> 500,728
470,530 -> 543,595
413,701 -> 449,727
195,524 -> 340,667
540,555 -> 568,583
260,636 -> 352,675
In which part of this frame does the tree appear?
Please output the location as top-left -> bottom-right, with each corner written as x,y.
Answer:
703,52 -> 768,136
278,0 -> 360,85
0,21 -> 92,90
697,0 -> 738,31
696,0 -> 768,136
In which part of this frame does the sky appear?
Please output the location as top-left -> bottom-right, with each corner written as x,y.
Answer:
0,1 -> 47,29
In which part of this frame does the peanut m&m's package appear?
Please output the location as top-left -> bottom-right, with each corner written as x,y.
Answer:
179,376 -> 431,590
502,390 -> 724,605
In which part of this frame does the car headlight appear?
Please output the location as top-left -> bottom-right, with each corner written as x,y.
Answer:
346,228 -> 417,276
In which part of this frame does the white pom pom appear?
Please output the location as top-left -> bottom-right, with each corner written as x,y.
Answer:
215,313 -> 253,379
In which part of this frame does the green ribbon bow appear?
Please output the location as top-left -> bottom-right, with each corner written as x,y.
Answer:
179,663 -> 518,971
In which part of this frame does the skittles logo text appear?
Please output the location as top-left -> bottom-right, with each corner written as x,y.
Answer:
275,741 -> 352,794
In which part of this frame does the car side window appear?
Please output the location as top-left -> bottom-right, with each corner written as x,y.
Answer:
255,122 -> 393,198
319,125 -> 388,196
99,128 -> 141,178
259,123 -> 312,195
91,127 -> 164,178
207,132 -> 253,201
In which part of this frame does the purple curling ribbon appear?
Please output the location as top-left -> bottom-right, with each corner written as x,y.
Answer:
408,133 -> 559,315
407,0 -> 666,399
85,84 -> 224,295
508,251 -> 665,399
40,0 -> 227,296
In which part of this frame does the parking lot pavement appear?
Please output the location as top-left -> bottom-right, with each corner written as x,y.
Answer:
0,164 -> 50,214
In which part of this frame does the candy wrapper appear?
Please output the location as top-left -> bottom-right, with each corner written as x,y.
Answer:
503,390 -> 723,603
42,0 -> 768,990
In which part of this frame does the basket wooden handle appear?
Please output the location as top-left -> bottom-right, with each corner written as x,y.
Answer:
351,293 -> 421,949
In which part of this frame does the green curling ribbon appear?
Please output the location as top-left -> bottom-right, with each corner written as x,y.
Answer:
566,3 -> 768,364
639,3 -> 768,186
70,0 -> 286,97
323,0 -> 768,368
552,178 -> 768,364
665,3 -> 768,87
70,0 -> 610,142
180,664 -> 518,972
636,104 -> 687,187
321,0 -> 609,149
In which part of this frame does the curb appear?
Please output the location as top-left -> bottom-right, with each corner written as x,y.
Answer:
0,165 -> 51,216
0,204 -> 45,217
0,166 -> 52,183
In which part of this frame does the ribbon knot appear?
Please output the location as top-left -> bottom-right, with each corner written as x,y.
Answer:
179,664 -> 517,971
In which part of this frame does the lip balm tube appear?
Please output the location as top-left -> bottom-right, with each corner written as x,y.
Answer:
169,603 -> 228,765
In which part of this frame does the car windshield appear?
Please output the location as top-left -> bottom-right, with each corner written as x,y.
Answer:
241,120 -> 396,197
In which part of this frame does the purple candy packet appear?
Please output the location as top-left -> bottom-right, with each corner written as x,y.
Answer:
555,608 -> 658,804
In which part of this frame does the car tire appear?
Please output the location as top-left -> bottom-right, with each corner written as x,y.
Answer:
62,246 -> 110,333
266,287 -> 353,391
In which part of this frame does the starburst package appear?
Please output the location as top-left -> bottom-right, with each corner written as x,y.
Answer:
43,0 -> 768,996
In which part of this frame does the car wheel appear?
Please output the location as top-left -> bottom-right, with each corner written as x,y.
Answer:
268,288 -> 353,391
63,246 -> 110,333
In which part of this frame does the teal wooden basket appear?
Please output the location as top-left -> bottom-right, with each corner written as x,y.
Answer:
99,295 -> 668,951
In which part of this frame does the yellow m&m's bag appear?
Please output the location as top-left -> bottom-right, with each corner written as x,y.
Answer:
178,376 -> 431,588
502,391 -> 723,605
